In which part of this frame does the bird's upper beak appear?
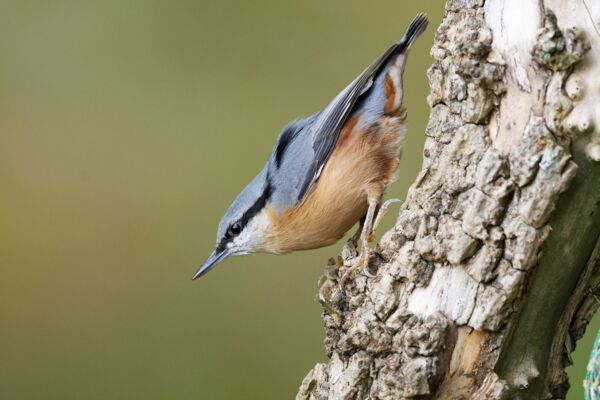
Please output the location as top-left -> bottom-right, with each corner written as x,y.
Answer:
192,247 -> 230,280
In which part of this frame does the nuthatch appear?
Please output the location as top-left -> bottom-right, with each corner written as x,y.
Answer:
193,14 -> 428,281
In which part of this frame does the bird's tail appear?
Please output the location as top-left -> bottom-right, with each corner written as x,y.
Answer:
397,13 -> 428,51
374,13 -> 428,116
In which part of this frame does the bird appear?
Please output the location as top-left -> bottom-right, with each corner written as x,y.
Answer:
193,13 -> 428,282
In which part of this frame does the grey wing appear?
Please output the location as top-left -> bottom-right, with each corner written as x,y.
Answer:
295,47 -> 396,200
296,13 -> 428,201
268,14 -> 428,211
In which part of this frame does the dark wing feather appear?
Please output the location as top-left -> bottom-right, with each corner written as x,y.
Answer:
274,120 -> 303,169
296,13 -> 428,200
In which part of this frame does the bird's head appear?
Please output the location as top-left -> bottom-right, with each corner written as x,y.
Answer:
193,169 -> 272,279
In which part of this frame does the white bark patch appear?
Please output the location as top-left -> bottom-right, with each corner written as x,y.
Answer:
485,0 -> 545,154
407,266 -> 478,325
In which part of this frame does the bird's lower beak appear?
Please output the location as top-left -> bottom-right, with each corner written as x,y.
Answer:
192,247 -> 230,280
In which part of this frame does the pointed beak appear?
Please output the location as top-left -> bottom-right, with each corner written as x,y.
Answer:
192,247 -> 230,280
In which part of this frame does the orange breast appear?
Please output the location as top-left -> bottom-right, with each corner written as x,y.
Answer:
261,114 -> 405,254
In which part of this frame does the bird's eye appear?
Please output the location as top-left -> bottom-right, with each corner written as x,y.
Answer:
227,223 -> 242,238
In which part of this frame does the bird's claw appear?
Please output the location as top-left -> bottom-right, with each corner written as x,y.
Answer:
339,198 -> 402,290
339,245 -> 375,289
372,198 -> 402,233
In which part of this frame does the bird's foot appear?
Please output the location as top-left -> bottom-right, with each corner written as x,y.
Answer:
339,238 -> 375,289
339,198 -> 402,289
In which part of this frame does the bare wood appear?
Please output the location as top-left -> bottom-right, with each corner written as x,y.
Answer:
298,1 -> 600,399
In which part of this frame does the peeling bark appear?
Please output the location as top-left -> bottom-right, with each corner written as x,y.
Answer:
298,1 -> 600,399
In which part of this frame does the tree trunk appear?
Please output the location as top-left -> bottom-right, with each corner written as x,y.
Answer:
297,1 -> 600,399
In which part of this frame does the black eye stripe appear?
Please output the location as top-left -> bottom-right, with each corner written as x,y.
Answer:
238,182 -> 272,229
217,181 -> 273,250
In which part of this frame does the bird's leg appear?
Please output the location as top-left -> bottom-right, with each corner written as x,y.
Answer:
370,198 -> 402,240
340,197 -> 402,288
340,196 -> 379,287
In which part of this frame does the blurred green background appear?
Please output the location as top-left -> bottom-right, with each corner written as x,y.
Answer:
0,1 -> 596,399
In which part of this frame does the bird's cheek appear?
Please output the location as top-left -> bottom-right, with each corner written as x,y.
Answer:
228,238 -> 251,256
226,242 -> 239,255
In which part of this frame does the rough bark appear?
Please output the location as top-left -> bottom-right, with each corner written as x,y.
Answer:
298,1 -> 600,399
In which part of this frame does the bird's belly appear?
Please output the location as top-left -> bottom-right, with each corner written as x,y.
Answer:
265,114 -> 404,253
266,189 -> 368,253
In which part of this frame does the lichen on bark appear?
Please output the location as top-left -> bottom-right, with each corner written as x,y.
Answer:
298,1 -> 600,399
